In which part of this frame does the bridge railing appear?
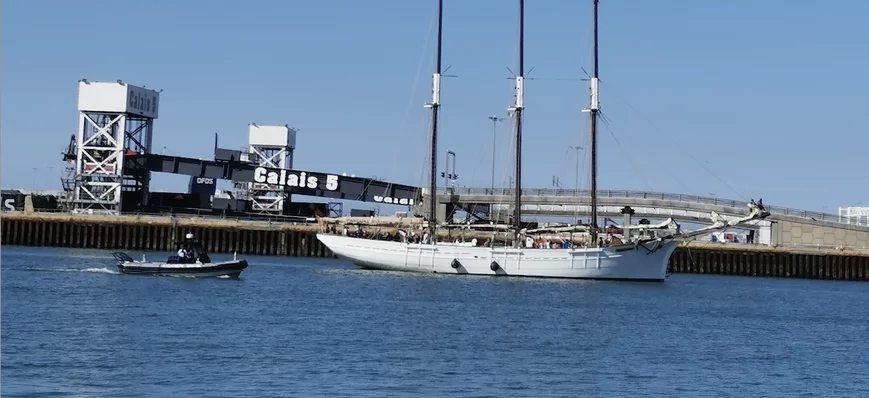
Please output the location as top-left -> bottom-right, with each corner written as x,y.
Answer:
1,207 -> 318,226
443,188 -> 869,227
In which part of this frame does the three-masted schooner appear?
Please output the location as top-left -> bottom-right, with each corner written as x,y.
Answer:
317,0 -> 769,281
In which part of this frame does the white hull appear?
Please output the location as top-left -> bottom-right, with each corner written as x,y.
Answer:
317,233 -> 678,281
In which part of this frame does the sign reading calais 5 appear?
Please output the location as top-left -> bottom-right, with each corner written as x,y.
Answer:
127,85 -> 159,118
254,167 -> 339,191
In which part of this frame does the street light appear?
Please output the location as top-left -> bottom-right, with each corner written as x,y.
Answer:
488,115 -> 504,191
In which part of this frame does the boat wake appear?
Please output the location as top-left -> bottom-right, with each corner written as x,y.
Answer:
26,266 -> 119,275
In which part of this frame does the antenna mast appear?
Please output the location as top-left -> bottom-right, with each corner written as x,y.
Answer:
588,0 -> 600,245
425,0 -> 444,244
509,0 -> 525,241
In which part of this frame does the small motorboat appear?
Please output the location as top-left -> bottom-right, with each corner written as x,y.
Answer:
112,233 -> 248,278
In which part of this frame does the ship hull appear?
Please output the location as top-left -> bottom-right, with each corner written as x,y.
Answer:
317,234 -> 677,281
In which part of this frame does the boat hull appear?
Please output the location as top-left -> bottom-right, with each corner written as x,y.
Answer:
117,259 -> 249,278
317,234 -> 678,281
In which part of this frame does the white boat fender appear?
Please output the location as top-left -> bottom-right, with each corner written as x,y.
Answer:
451,259 -> 460,269
490,261 -> 500,271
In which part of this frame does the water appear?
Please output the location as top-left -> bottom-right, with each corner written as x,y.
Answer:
2,245 -> 868,397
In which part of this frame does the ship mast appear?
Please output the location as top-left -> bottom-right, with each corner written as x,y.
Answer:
510,0 -> 525,241
588,0 -> 601,246
425,0 -> 444,244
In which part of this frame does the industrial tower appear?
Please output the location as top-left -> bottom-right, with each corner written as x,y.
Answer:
243,123 -> 296,213
62,79 -> 159,214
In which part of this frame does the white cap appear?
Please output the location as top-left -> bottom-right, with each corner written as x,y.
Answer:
185,233 -> 194,239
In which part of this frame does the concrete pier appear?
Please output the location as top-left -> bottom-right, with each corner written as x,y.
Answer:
2,213 -> 868,281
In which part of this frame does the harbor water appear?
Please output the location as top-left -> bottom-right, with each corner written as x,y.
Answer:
2,245 -> 868,397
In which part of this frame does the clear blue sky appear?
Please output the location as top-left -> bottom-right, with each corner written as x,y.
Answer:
2,0 -> 867,213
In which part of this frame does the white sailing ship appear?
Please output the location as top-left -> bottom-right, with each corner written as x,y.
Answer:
317,0 -> 770,281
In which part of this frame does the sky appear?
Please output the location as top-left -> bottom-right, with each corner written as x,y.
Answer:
2,0 -> 868,215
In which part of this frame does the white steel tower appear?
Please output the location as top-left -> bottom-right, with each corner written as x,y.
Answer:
246,123 -> 296,213
64,79 -> 159,214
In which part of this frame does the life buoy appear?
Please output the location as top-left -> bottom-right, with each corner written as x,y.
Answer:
451,259 -> 460,269
490,261 -> 500,271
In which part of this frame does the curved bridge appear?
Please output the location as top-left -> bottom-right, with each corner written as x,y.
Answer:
432,188 -> 869,249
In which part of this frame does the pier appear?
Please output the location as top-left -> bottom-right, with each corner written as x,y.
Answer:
2,212 -> 868,281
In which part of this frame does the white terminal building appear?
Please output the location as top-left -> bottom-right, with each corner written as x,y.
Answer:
839,206 -> 869,225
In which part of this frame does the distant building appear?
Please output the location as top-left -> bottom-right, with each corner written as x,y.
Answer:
838,206 -> 869,225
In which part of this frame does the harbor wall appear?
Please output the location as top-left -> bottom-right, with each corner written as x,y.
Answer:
771,219 -> 869,249
2,213 -> 868,281
668,243 -> 869,281
0,212 -> 332,258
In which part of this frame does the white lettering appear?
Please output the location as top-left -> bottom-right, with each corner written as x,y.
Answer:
326,175 -> 338,191
196,177 -> 214,184
254,167 -> 267,183
287,174 -> 299,187
252,167 -> 340,192
266,171 -> 279,184
374,196 -> 414,205
4,199 -> 14,211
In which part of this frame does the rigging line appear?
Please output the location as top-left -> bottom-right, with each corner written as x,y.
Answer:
404,10 -> 436,141
525,77 -> 587,81
495,115 -> 518,214
597,113 -> 653,191
599,82 -> 748,201
467,125 -> 492,188
557,146 -> 572,187
410,10 -> 439,201
569,144 -> 586,222
416,114 -> 432,192
599,112 -> 694,195
491,29 -> 523,218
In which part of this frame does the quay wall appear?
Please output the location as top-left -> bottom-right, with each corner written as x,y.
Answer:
0,212 -> 333,258
2,213 -> 868,281
669,243 -> 869,281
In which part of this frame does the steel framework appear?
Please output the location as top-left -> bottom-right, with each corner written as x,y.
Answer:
62,79 -> 158,214
243,123 -> 296,213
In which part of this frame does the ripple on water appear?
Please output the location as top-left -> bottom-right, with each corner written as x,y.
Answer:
2,246 -> 869,397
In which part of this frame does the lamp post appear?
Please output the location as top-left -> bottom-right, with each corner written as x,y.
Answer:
488,115 -> 504,192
